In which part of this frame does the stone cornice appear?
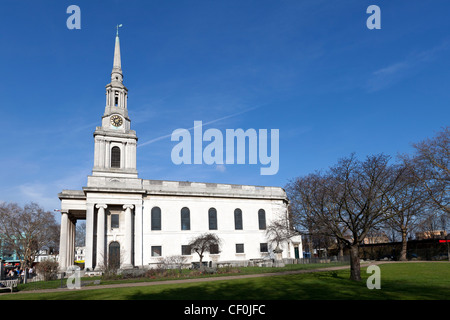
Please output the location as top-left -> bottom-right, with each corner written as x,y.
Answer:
93,128 -> 137,140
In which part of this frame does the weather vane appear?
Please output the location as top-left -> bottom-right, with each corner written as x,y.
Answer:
116,24 -> 123,36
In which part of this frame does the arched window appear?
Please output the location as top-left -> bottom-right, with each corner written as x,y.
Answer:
108,241 -> 120,269
208,208 -> 217,230
234,208 -> 243,230
258,209 -> 266,230
181,207 -> 190,230
151,207 -> 161,231
111,146 -> 121,168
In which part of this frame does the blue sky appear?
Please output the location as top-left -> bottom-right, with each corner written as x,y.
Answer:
1,0 -> 449,212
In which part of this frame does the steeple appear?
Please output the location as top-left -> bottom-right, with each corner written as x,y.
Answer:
112,24 -> 123,83
91,26 -> 138,180
104,25 -> 128,119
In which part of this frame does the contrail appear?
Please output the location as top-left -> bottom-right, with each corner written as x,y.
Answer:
137,105 -> 260,148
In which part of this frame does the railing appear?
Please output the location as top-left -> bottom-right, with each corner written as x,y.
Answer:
291,256 -> 350,265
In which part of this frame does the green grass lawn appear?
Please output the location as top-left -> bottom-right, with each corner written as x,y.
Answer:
1,262 -> 448,300
14,261 -> 348,291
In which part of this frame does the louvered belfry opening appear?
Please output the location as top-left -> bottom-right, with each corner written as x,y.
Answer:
111,146 -> 121,168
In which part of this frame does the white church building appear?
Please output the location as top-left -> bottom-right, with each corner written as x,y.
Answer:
58,31 -> 302,272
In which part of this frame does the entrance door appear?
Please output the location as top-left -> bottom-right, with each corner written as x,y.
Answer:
109,241 -> 120,269
294,246 -> 300,259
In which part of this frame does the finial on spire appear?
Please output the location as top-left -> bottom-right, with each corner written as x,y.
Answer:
112,24 -> 123,72
116,24 -> 123,36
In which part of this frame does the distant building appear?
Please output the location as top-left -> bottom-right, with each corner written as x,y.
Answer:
34,249 -> 58,263
75,247 -> 85,263
415,230 -> 448,240
363,233 -> 390,244
0,236 -> 21,267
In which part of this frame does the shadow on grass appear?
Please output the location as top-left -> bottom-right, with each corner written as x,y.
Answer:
125,269 -> 450,300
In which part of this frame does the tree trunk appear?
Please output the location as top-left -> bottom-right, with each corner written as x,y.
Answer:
400,228 -> 408,261
338,241 -> 344,261
349,244 -> 361,281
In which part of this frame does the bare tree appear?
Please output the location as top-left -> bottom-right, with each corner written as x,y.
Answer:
384,163 -> 427,260
287,154 -> 403,281
188,233 -> 221,268
402,127 -> 449,214
265,217 -> 295,255
0,202 -> 58,283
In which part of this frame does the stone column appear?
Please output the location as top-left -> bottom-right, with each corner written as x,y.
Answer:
134,203 -> 143,267
68,219 -> 73,267
59,211 -> 69,271
85,204 -> 95,271
123,204 -> 134,269
95,204 -> 107,270
70,218 -> 75,267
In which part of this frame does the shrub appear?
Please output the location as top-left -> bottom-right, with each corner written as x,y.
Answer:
217,265 -> 240,274
35,259 -> 59,281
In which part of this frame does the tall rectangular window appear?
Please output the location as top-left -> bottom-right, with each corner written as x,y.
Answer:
258,209 -> 266,230
111,146 -> 121,168
234,209 -> 243,230
111,214 -> 119,229
208,208 -> 217,230
151,207 -> 161,231
181,207 -> 190,230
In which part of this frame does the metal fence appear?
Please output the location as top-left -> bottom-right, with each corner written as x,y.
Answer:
287,255 -> 350,265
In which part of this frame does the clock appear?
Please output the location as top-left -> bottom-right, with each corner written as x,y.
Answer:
110,115 -> 123,127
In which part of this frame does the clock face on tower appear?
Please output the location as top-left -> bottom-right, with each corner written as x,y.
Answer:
110,115 -> 123,127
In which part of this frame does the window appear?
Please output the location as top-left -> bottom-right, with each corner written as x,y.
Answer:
111,146 -> 121,168
258,209 -> 266,230
151,207 -> 161,231
151,246 -> 162,257
181,245 -> 191,255
208,208 -> 217,230
111,214 -> 119,229
234,208 -> 243,230
210,244 -> 219,254
114,92 -> 119,106
181,207 -> 190,230
108,241 -> 120,269
236,243 -> 244,254
260,243 -> 268,253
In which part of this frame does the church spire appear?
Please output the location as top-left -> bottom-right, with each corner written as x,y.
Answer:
110,25 -> 124,86
112,24 -> 123,74
104,25 -> 128,117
